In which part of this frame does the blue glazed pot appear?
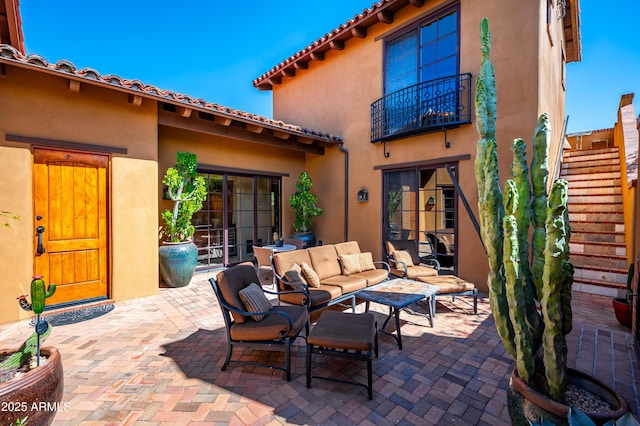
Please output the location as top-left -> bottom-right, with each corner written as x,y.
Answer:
292,231 -> 315,248
159,241 -> 198,288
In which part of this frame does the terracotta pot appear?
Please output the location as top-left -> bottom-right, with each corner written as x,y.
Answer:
612,298 -> 632,328
507,367 -> 628,425
0,347 -> 64,426
159,241 -> 198,287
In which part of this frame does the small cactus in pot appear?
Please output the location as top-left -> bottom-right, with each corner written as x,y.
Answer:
474,18 -> 573,403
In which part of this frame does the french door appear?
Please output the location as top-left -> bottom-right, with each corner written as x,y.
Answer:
192,172 -> 281,269
383,165 -> 458,272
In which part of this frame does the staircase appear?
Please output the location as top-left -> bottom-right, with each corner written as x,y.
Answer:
560,147 -> 628,298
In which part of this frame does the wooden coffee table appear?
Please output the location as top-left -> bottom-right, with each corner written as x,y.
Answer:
357,278 -> 439,349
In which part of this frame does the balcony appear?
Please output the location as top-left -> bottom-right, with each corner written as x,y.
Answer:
371,73 -> 472,143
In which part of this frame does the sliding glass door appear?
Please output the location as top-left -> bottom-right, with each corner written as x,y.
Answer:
192,172 -> 281,270
384,165 -> 457,273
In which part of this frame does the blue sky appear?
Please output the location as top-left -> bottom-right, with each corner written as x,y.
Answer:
20,1 -> 639,134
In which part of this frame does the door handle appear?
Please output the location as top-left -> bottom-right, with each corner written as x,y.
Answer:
36,225 -> 46,255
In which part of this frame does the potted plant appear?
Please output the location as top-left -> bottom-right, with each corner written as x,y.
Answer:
0,276 -> 64,426
159,152 -> 207,288
474,18 -> 628,425
289,171 -> 322,247
612,264 -> 634,328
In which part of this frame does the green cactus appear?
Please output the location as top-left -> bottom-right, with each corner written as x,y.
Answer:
30,275 -> 56,315
474,18 -> 573,403
0,321 -> 51,371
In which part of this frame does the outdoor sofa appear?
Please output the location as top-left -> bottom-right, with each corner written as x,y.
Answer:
271,241 -> 390,313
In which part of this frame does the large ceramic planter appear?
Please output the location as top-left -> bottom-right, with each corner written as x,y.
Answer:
0,347 -> 64,426
612,298 -> 632,328
507,367 -> 628,425
292,231 -> 315,248
159,241 -> 198,288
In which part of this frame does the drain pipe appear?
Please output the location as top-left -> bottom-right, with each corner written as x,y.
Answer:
339,142 -> 349,241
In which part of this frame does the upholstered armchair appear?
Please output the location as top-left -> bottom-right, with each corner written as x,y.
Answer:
210,262 -> 309,381
385,239 -> 440,279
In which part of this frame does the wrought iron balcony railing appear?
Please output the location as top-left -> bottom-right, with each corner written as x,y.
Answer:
371,73 -> 472,143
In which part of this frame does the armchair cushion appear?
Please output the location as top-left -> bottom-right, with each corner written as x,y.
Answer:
239,283 -> 272,321
300,262 -> 321,288
392,250 -> 414,267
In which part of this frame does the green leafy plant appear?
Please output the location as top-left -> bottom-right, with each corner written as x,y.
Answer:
289,172 -> 322,233
160,152 -> 207,242
474,18 -> 573,402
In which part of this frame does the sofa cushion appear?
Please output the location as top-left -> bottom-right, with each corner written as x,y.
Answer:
321,275 -> 367,293
339,253 -> 363,276
355,268 -> 388,286
358,252 -> 376,271
279,285 -> 339,307
308,245 -> 342,279
334,241 -> 361,256
392,250 -> 414,267
284,269 -> 308,291
272,250 -> 313,279
300,262 -> 321,288
239,282 -> 272,322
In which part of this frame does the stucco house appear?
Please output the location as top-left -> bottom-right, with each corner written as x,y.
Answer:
0,0 -> 581,324
256,0 -> 581,290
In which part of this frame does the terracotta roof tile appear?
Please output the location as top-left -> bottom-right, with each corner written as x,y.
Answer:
253,0 -> 407,89
0,44 -> 342,143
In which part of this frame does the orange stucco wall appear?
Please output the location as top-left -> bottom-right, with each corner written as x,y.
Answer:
271,0 -> 568,291
0,65 -> 159,324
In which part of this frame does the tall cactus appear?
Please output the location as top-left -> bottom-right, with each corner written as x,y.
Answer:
474,18 -> 573,402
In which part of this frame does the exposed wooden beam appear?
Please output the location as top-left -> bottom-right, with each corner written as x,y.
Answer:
68,79 -> 81,93
409,0 -> 425,6
128,94 -> 143,106
214,116 -> 232,126
176,106 -> 192,118
256,82 -> 273,91
294,61 -> 309,70
245,123 -> 264,134
273,130 -> 291,140
351,26 -> 367,38
330,40 -> 345,50
158,111 -> 325,155
377,11 -> 394,24
310,51 -> 325,61
297,137 -> 314,145
268,76 -> 282,86
282,68 -> 296,77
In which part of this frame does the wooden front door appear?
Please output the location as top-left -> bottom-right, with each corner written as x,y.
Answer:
33,148 -> 108,306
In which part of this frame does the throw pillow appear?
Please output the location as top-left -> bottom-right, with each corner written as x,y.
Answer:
300,262 -> 321,288
392,250 -> 414,268
238,282 -> 272,321
284,270 -> 308,291
358,252 -> 376,271
339,253 -> 363,276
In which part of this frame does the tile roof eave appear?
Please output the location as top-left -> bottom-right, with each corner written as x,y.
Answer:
0,44 -> 343,145
253,0 -> 415,90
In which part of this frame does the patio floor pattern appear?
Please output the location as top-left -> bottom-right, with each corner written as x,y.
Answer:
0,271 -> 638,425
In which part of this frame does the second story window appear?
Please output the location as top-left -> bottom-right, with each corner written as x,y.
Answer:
384,8 -> 459,95
372,5 -> 470,143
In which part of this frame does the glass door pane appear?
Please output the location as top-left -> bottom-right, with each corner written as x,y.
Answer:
193,172 -> 281,270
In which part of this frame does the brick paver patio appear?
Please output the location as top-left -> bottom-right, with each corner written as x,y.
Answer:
0,271 -> 638,425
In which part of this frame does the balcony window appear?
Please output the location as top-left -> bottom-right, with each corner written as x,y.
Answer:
372,5 -> 471,142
